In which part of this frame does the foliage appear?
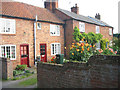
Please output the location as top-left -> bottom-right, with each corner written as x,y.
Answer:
25,70 -> 30,73
112,37 -> 120,53
69,39 -> 95,62
73,27 -> 103,46
15,65 -> 27,71
73,26 -> 81,42
100,38 -> 109,50
101,47 -> 116,55
51,57 -> 56,63
13,70 -> 24,76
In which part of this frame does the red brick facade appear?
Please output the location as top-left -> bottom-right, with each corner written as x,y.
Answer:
0,17 -> 64,69
54,9 -> 113,58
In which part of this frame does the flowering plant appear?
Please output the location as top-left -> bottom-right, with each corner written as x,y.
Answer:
51,57 -> 56,63
69,38 -> 94,62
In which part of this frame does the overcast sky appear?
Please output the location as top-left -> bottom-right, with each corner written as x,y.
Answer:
12,0 -> 119,34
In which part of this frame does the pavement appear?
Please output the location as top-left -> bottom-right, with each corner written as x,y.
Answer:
1,67 -> 37,89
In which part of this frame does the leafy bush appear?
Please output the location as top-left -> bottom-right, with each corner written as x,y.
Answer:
51,57 -> 56,63
15,65 -> 27,71
100,38 -> 109,50
25,70 -> 30,73
69,39 -> 95,62
13,70 -> 24,76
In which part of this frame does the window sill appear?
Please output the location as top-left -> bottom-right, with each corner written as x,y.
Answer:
0,33 -> 16,36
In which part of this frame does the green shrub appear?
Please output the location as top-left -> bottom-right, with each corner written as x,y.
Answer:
25,70 -> 30,73
15,65 -> 27,71
13,70 -> 24,76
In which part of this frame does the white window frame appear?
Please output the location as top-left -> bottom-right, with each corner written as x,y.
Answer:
79,22 -> 85,32
50,24 -> 60,36
96,26 -> 100,34
37,22 -> 41,30
0,45 -> 16,60
51,43 -> 61,55
0,18 -> 16,34
109,28 -> 112,35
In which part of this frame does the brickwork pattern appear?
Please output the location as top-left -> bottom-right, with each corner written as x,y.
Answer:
37,55 -> 119,88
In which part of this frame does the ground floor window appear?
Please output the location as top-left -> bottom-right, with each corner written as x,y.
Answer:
51,43 -> 61,55
0,45 -> 16,60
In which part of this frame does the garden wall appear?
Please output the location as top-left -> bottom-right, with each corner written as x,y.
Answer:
37,55 -> 120,88
0,57 -> 13,79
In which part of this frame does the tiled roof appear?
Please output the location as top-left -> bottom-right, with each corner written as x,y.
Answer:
57,8 -> 112,27
0,1 -> 64,24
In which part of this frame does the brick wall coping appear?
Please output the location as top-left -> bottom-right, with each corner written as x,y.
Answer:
38,55 -> 120,70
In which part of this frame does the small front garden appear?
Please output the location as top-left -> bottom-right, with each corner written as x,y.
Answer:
12,65 -> 35,80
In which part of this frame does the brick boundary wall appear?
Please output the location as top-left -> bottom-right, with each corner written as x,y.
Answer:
37,55 -> 120,88
0,58 -> 13,80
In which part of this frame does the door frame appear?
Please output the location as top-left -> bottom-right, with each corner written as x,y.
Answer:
40,43 -> 47,62
20,44 -> 29,67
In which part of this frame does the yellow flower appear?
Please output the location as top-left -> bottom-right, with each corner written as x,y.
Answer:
83,37 -> 85,39
86,40 -> 87,42
85,43 -> 89,47
93,45 -> 95,47
76,49 -> 79,52
87,48 -> 89,51
70,47 -> 73,50
82,48 -> 84,51
81,51 -> 83,53
72,43 -> 75,45
81,39 -> 84,41
81,46 -> 84,48
64,47 -> 66,49
77,43 -> 79,46
72,53 -> 74,55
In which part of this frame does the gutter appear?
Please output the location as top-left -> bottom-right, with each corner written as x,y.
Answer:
0,14 -> 64,25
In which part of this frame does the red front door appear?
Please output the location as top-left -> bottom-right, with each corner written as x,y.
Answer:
40,44 -> 47,62
20,45 -> 29,67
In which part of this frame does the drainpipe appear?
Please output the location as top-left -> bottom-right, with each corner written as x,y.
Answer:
34,15 -> 37,65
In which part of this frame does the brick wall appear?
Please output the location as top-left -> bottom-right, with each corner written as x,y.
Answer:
37,55 -> 119,88
0,57 -> 13,80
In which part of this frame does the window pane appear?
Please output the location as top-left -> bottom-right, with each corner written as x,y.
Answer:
1,46 -> 5,57
11,46 -> 15,59
6,20 -> 10,32
6,46 -> 10,58
52,44 -> 54,54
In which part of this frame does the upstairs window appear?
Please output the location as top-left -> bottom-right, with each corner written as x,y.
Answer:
109,28 -> 112,35
0,18 -> 16,34
51,43 -> 61,55
0,45 -> 16,60
79,22 -> 85,32
96,26 -> 100,34
50,24 -> 60,36
37,22 -> 41,30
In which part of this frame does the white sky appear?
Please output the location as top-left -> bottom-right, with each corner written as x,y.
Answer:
13,0 -> 119,34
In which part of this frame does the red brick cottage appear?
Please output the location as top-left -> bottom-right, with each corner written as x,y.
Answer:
0,1 -> 64,69
44,0 -> 113,58
0,0 -> 113,68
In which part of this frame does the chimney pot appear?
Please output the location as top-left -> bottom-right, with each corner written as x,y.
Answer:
71,4 -> 79,14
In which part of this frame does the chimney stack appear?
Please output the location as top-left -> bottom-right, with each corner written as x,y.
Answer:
71,4 -> 79,14
95,13 -> 101,20
44,0 -> 58,12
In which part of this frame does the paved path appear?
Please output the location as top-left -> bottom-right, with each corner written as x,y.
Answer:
2,74 -> 37,89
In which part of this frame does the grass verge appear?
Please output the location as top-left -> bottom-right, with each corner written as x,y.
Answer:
19,77 -> 37,86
